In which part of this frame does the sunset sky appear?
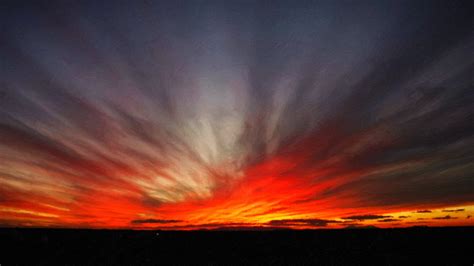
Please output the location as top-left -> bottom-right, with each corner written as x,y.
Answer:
0,0 -> 473,229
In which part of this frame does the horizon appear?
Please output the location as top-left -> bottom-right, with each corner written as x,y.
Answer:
2,224 -> 473,231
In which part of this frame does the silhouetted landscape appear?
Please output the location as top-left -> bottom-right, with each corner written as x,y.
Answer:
1,227 -> 472,265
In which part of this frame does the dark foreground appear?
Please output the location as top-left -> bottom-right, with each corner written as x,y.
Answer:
1,227 -> 472,265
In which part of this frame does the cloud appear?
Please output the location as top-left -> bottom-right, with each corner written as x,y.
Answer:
134,222 -> 261,230
267,218 -> 338,227
377,219 -> 401,223
342,215 -> 392,221
441,209 -> 464,212
432,215 -> 457,220
415,210 -> 432,213
398,216 -> 410,218
131,219 -> 182,224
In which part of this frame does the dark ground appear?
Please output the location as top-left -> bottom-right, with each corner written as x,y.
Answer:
0,227 -> 472,265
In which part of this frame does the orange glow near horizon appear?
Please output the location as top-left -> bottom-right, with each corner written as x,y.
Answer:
1,142 -> 473,230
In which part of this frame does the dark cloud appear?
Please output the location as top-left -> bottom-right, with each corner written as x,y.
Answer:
342,215 -> 392,221
131,219 -> 182,225
441,209 -> 465,213
377,219 -> 401,223
415,210 -> 432,213
432,215 -> 457,220
135,222 -> 261,230
398,216 -> 410,219
267,219 -> 338,227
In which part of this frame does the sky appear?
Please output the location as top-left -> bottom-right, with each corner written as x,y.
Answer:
0,0 -> 473,230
